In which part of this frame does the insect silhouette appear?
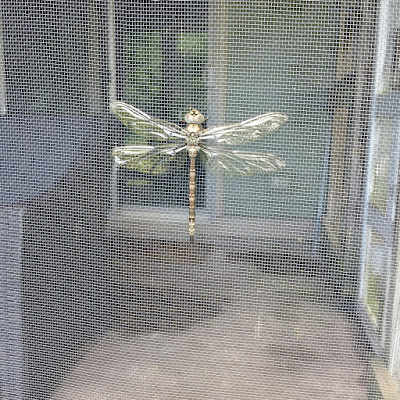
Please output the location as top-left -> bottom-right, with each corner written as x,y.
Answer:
111,101 -> 287,242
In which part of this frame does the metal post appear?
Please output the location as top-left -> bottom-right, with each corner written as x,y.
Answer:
0,207 -> 25,400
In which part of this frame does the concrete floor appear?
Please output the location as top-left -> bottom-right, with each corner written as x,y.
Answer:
51,247 -> 369,400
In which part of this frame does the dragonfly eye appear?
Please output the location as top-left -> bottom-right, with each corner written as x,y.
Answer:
185,108 -> 205,124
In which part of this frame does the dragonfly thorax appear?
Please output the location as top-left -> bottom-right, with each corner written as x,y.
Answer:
185,122 -> 203,148
186,131 -> 201,146
185,123 -> 203,134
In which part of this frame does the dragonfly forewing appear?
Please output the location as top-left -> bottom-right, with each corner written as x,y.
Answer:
200,112 -> 287,145
110,102 -> 186,141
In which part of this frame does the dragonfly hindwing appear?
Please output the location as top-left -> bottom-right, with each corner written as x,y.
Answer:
113,144 -> 187,174
200,147 -> 285,176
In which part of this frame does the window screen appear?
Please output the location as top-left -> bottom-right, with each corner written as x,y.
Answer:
1,1 -> 400,400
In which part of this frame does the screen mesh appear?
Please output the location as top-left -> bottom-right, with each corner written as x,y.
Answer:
1,0 -> 400,399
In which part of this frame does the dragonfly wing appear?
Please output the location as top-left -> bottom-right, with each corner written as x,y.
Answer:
200,112 -> 287,145
113,144 -> 187,174
200,147 -> 285,176
110,101 -> 186,140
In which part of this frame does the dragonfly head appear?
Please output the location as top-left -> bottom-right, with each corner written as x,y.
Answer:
185,108 -> 205,125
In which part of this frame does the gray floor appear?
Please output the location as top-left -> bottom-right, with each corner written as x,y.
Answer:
52,247 -> 369,400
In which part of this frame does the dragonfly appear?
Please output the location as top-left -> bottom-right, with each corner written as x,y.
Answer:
111,101 -> 288,242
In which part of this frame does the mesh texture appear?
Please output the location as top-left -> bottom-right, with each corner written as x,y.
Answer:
0,0 -> 400,399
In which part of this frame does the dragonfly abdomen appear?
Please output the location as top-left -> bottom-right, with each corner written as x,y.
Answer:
188,151 -> 197,241
184,112 -> 204,242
